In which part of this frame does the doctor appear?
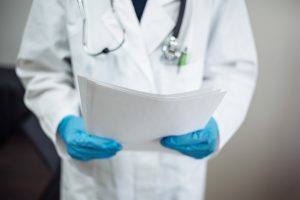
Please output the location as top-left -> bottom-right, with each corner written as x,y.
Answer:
16,0 -> 257,199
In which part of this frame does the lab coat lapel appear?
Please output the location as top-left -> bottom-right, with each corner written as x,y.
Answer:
101,1 -> 155,86
141,0 -> 176,54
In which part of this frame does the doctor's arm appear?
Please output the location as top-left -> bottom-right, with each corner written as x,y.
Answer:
203,0 -> 258,151
161,0 -> 257,158
16,0 -> 122,160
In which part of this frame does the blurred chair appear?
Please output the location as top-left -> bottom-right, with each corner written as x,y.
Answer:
0,66 -> 61,200
0,67 -> 28,144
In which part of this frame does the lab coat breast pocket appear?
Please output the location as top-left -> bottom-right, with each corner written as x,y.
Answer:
162,60 -> 205,94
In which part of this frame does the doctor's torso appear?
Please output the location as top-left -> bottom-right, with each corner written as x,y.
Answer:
66,0 -> 211,95
16,0 -> 258,199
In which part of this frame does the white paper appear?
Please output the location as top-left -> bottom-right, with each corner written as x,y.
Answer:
77,75 -> 226,153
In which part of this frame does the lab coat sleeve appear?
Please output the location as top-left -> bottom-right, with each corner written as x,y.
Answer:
16,0 -> 78,159
203,0 -> 258,151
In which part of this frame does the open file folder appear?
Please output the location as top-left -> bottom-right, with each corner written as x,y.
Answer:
78,76 -> 226,152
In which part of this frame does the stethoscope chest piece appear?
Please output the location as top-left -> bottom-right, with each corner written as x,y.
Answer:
162,35 -> 182,63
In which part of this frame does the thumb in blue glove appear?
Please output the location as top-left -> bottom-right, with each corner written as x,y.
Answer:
160,118 -> 219,159
58,115 -> 122,161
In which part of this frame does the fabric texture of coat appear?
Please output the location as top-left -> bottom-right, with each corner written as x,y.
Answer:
16,0 -> 258,199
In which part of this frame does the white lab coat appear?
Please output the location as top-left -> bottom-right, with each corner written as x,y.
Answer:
16,0 -> 257,199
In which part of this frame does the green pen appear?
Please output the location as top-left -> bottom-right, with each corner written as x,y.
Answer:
177,47 -> 188,74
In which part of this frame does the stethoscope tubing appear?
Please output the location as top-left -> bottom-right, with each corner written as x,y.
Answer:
77,0 -> 186,58
77,0 -> 126,56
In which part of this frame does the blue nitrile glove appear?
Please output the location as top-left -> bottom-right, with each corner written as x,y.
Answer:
160,118 -> 219,159
58,115 -> 122,161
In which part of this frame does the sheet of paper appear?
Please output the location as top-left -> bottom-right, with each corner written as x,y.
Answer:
77,75 -> 226,153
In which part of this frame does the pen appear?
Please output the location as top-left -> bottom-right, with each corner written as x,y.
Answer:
177,47 -> 188,74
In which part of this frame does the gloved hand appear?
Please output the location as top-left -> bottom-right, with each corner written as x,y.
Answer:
160,118 -> 219,159
58,115 -> 122,161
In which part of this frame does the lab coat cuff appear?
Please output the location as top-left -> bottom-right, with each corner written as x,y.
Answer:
45,108 -> 79,160
202,116 -> 222,160
212,112 -> 235,153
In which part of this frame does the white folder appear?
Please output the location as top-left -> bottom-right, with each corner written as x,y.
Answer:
77,75 -> 226,152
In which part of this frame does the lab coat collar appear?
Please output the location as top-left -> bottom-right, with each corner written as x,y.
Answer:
101,0 -> 155,86
161,0 -> 179,6
141,0 -> 176,54
101,0 -> 177,86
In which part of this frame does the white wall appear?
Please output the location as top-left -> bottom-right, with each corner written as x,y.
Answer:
0,1 -> 300,199
0,0 -> 32,66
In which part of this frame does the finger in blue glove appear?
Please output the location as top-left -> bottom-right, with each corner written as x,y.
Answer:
58,115 -> 122,161
160,118 -> 219,159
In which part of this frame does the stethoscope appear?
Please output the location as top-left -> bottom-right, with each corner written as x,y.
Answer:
77,0 -> 187,67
